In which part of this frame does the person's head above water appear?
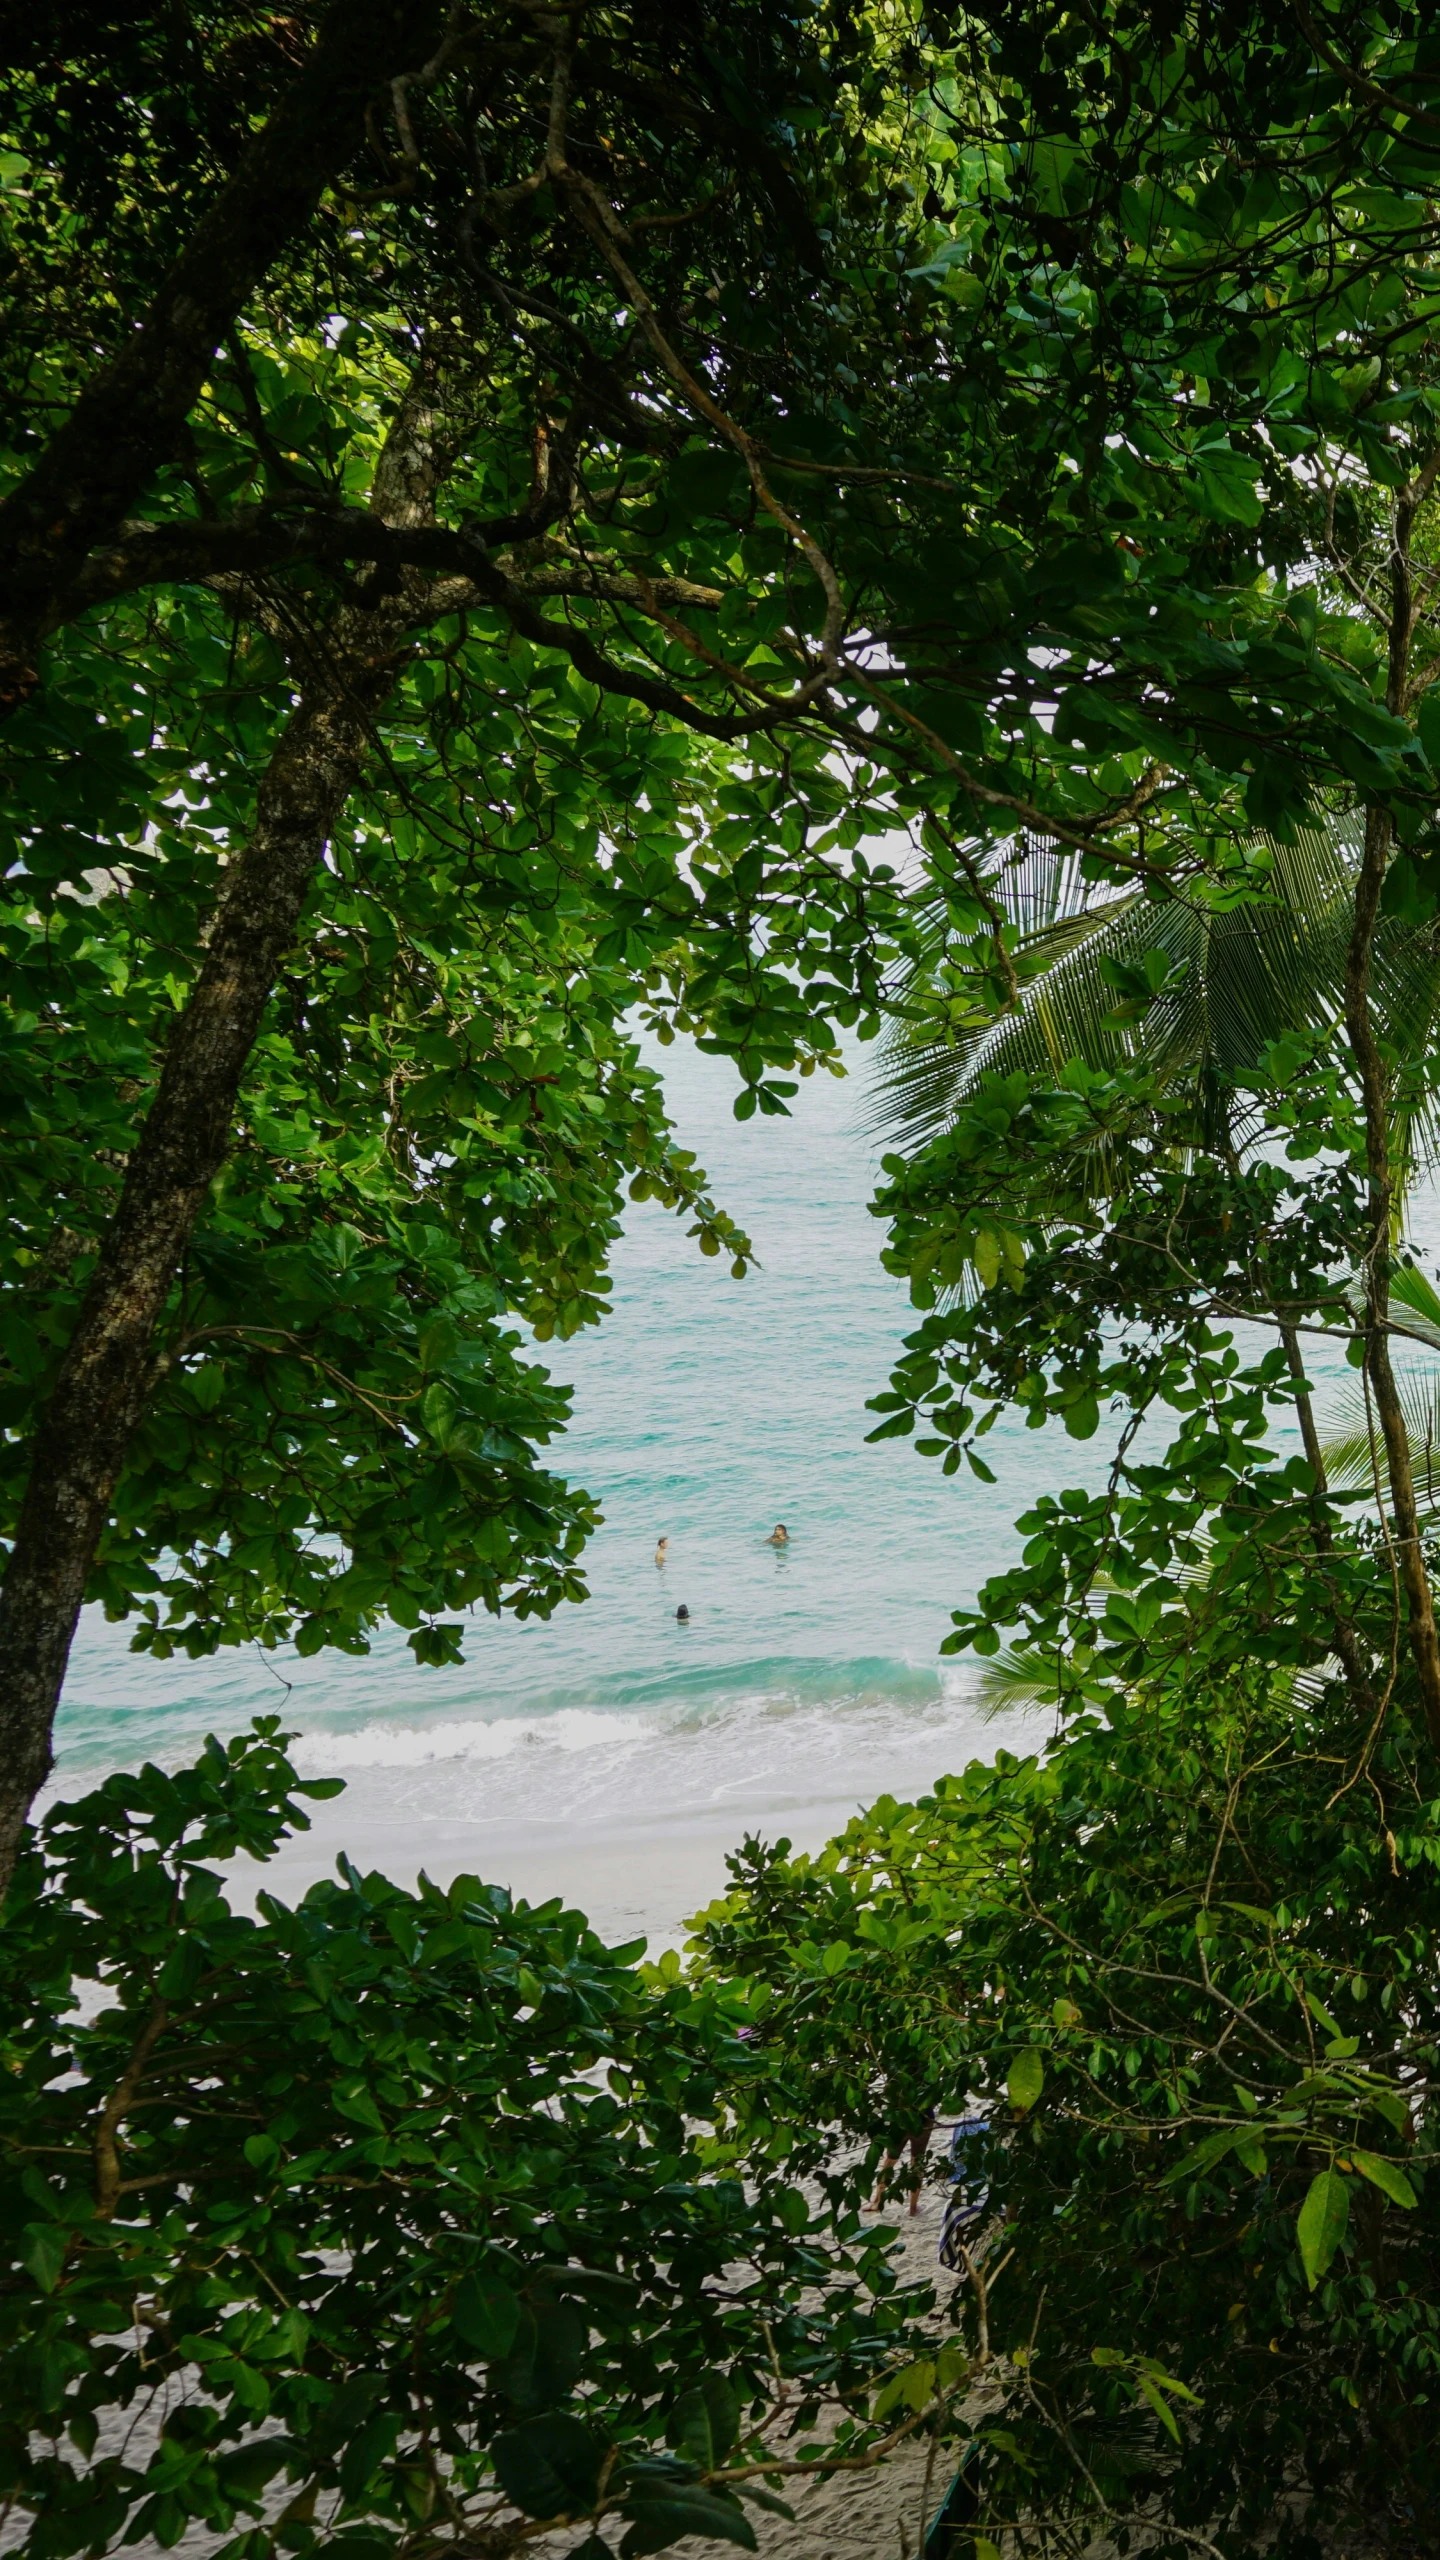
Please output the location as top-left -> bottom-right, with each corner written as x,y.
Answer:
766,1522 -> 788,1544
675,1603 -> 690,1622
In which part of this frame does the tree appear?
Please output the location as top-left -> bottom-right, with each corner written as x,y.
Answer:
692,1679 -> 1440,2555
865,0 -> 1440,1727
0,1721 -> 957,2560
871,819 -> 1360,1174
694,2 -> 1440,2547
18,0 -> 1440,1896
0,0 -> 963,1881
13,3 -> 1440,2550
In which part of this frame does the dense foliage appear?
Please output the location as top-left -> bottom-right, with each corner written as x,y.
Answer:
695,4 -> 1440,2550
12,2 -> 1440,2556
0,0 -> 924,1688
0,1724 -> 941,2560
693,1674 -> 1440,2555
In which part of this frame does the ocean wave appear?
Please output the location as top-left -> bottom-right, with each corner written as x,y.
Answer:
291,1708 -> 650,1774
276,1677 -> 1029,1844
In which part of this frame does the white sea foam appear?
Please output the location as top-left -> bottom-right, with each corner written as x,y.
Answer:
291,1708 -> 650,1774
278,1681 -> 1021,1845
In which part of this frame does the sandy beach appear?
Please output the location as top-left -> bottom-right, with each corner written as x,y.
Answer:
251,1776 -> 878,1950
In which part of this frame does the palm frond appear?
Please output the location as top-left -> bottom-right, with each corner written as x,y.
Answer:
1319,1367 -> 1440,1510
870,820 -> 1366,1171
1339,1262 -> 1440,1350
973,1646 -> 1064,1718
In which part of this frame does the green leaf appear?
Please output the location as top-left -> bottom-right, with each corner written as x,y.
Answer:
1296,2168 -> 1350,2289
495,2297 -> 588,2409
1349,2149 -> 1417,2209
454,2270 -> 523,2360
1189,450 -> 1264,525
20,2223 -> 66,2295
1134,2358 -> 1202,2405
737,2485 -> 794,2520
1364,2085 -> 1410,2135
622,2490 -> 758,2555
666,2373 -> 740,2469
1007,2049 -> 1045,2113
1134,2371 -> 1181,2443
492,2415 -> 604,2518
1304,1990 -> 1345,2040
339,2410 -> 402,2496
1162,2127 -> 1240,2186
972,1226 -> 1001,1289
333,2081 -> 386,2131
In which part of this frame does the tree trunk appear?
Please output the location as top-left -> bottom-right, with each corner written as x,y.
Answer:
0,374 -> 446,1893
1279,1320 -> 1383,1725
1344,802 -> 1440,1750
0,0 -> 439,711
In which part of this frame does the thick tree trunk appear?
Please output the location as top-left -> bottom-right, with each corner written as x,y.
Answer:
0,376 -> 445,1893
1345,802 -> 1440,1750
0,0 -> 439,711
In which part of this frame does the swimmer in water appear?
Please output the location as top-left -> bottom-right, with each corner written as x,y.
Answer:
675,1603 -> 691,1622
654,1536 -> 669,1567
765,1522 -> 789,1547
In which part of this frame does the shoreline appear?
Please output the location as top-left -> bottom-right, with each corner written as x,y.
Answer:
239,1788 -> 866,1951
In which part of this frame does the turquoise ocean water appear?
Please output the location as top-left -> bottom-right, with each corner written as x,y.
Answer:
58,1040 -> 1065,1825
54,1034 -> 1385,1911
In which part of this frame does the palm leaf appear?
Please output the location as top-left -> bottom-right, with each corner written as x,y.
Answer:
1319,1367 -> 1440,1511
865,815 -> 1440,1194
973,1645 -> 1064,1718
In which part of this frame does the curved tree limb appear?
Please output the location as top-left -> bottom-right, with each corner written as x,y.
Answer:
0,0 -> 443,712
0,367 -> 450,1893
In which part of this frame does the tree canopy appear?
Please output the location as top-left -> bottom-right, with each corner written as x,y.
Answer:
10,3 -> 1440,2554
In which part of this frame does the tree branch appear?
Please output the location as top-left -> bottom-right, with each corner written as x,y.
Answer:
0,0 -> 444,712
0,366 -> 452,1894
48,509 -> 723,628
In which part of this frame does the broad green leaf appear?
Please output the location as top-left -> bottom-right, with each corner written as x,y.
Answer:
454,2271 -> 522,2360
492,2415 -> 604,2518
667,2372 -> 740,2470
1296,2169 -> 1351,2289
1349,2149 -> 1417,2209
972,1226 -> 1001,1288
20,2224 -> 66,2295
1007,2049 -> 1045,2112
621,2490 -> 758,2555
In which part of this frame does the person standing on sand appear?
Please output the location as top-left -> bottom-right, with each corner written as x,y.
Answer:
765,1523 -> 788,1547
654,1536 -> 669,1566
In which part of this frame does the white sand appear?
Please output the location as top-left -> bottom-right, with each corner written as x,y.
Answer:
247,1780 -> 858,1951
